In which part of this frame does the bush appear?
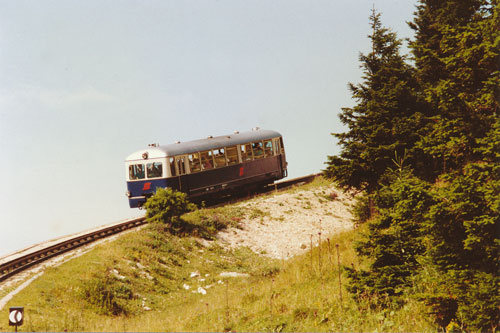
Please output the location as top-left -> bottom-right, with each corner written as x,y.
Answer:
144,187 -> 196,228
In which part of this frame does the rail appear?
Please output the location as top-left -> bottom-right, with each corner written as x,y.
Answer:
0,217 -> 147,282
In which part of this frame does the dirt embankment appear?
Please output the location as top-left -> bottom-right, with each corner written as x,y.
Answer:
217,183 -> 355,260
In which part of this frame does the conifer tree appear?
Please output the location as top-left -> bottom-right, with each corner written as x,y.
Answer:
332,1 -> 499,330
408,1 -> 500,329
345,167 -> 434,300
409,0 -> 500,172
420,120 -> 500,331
324,9 -> 430,193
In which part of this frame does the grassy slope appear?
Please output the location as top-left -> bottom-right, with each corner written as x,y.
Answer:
0,179 -> 435,332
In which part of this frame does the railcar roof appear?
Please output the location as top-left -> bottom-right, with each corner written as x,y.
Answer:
125,128 -> 282,161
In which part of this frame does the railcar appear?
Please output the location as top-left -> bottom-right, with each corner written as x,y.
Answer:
125,128 -> 287,208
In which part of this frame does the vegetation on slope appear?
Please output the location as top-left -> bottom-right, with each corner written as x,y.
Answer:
0,180 -> 436,332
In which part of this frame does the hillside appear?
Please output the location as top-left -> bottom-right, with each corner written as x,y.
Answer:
0,177 -> 434,332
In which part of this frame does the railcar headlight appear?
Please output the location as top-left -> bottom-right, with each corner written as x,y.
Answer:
125,191 -> 131,197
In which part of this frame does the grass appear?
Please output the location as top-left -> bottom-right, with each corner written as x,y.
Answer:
0,224 -> 278,332
0,177 -> 436,332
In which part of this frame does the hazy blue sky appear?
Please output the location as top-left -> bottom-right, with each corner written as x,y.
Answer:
0,0 -> 416,256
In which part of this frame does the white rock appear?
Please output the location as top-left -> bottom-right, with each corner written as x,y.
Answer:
197,287 -> 207,295
111,269 -> 126,280
190,271 -> 200,278
219,272 -> 250,278
183,284 -> 191,290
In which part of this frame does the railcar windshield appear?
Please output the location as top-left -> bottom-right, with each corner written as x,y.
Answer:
129,164 -> 145,180
146,162 -> 163,178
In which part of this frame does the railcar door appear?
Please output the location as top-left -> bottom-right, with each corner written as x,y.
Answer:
175,156 -> 188,192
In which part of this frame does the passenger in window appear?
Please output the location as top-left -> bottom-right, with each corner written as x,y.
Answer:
201,152 -> 213,170
264,140 -> 273,156
214,149 -> 226,167
137,165 -> 145,179
148,163 -> 162,177
253,142 -> 264,158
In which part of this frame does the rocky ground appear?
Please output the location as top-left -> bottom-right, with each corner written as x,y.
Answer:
217,183 -> 355,260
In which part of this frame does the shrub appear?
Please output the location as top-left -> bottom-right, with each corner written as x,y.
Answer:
144,187 -> 196,228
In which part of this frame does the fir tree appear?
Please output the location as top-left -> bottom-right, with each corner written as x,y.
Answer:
345,168 -> 434,301
420,119 -> 500,331
324,9 -> 430,193
408,1 -> 500,329
332,1 -> 500,330
410,0 -> 500,172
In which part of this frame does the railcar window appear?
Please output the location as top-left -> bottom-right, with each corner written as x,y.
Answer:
226,146 -> 238,165
200,151 -> 214,170
129,164 -> 145,180
279,137 -> 285,154
146,162 -> 163,178
264,140 -> 273,156
252,141 -> 264,159
214,148 -> 226,168
274,139 -> 279,154
241,144 -> 253,161
169,157 -> 177,176
176,157 -> 186,175
188,153 -> 201,173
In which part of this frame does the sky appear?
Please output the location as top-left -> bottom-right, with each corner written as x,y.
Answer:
0,0 -> 417,256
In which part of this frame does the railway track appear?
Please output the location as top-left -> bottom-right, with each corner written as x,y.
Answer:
0,217 -> 147,283
0,173 -> 320,283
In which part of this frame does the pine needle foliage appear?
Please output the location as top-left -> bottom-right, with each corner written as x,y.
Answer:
326,1 -> 500,330
345,169 -> 434,302
324,9 -> 431,193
